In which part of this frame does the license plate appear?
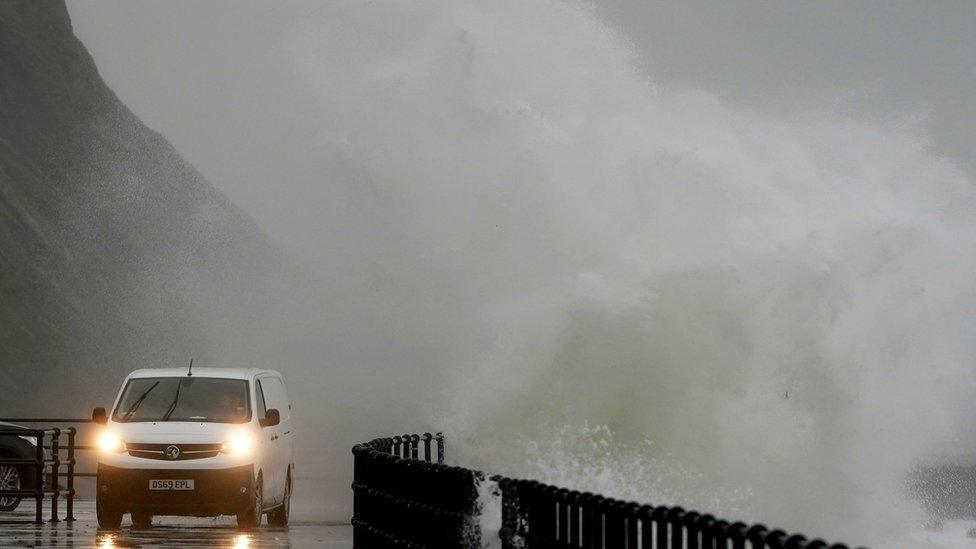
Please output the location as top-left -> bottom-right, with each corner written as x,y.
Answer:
149,479 -> 194,490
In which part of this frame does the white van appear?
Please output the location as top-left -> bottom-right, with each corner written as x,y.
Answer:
91,368 -> 294,529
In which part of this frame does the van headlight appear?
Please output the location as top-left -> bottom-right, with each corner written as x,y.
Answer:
96,431 -> 127,453
221,431 -> 253,455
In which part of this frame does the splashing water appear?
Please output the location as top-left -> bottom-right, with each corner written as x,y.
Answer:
278,1 -> 975,545
55,0 -> 976,544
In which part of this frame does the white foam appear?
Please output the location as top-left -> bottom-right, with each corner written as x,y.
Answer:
288,2 -> 976,544
205,1 -> 975,544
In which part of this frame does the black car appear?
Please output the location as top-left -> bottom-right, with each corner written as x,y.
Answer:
0,422 -> 42,512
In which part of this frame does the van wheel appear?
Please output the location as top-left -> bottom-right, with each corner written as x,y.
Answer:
267,470 -> 291,527
131,511 -> 152,528
236,474 -> 263,529
96,493 -> 123,529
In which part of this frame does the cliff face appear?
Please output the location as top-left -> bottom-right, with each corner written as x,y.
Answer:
0,1 -> 300,412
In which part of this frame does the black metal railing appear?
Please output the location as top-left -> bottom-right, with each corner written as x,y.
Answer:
352,433 -> 485,548
494,477 -> 864,549
352,433 -> 864,549
0,428 -> 47,524
0,418 -> 93,524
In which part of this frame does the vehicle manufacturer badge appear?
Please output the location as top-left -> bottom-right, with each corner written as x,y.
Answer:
164,445 -> 181,460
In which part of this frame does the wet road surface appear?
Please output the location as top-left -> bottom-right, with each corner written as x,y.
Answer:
0,500 -> 353,547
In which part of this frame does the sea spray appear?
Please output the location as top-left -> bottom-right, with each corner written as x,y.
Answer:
279,1 -> 975,544
475,476 -> 502,549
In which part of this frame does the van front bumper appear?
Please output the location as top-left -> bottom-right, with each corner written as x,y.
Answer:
97,464 -> 253,517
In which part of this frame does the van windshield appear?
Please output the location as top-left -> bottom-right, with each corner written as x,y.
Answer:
113,377 -> 250,423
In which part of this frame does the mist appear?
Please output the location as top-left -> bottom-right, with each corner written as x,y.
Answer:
66,1 -> 976,545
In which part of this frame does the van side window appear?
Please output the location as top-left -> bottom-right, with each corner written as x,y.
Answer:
255,379 -> 268,419
261,377 -> 290,421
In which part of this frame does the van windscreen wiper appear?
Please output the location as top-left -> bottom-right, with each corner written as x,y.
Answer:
120,381 -> 160,421
161,378 -> 185,421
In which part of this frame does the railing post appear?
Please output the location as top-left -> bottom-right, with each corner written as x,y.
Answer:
435,432 -> 445,464
766,528 -> 788,549
683,511 -> 701,549
522,481 -> 534,548
711,519 -> 731,549
604,500 -> 625,549
538,485 -> 558,546
66,427 -> 75,521
351,444 -> 367,548
747,525 -> 769,549
582,493 -> 601,549
558,489 -> 571,545
422,433 -> 432,462
639,506 -> 654,549
669,507 -> 686,549
652,507 -> 669,549
625,503 -> 639,549
49,428 -> 60,522
33,430 -> 43,525
570,494 -> 582,548
498,477 -> 519,549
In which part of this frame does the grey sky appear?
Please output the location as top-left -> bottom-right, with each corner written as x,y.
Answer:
66,0 -> 976,235
599,1 -> 976,175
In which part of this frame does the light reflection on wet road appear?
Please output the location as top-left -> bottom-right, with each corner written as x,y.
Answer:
0,501 -> 353,547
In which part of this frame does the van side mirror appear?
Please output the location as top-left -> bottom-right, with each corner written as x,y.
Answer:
260,408 -> 280,427
92,407 -> 108,425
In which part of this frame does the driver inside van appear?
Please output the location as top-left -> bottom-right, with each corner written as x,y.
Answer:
217,393 -> 247,421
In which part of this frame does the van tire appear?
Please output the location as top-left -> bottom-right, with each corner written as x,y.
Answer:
236,473 -> 263,529
96,493 -> 123,529
131,511 -> 152,528
267,469 -> 291,527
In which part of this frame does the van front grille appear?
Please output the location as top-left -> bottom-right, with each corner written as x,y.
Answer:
126,442 -> 221,461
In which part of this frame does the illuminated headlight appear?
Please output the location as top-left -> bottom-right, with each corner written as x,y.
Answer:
221,431 -> 253,455
96,431 -> 127,453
